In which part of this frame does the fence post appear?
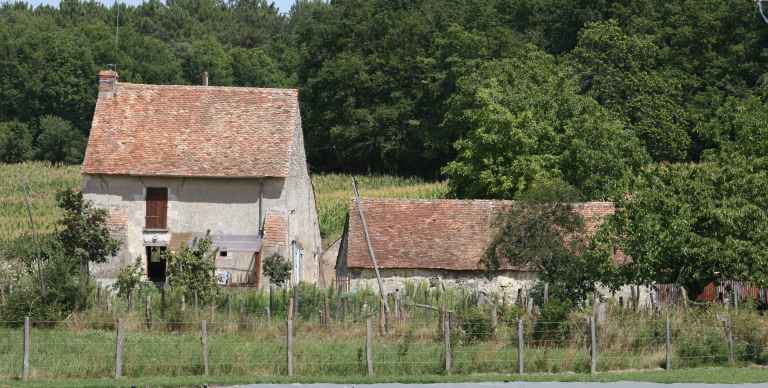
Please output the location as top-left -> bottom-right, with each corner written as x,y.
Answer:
443,309 -> 451,374
114,318 -> 125,379
490,304 -> 498,334
379,302 -> 386,335
201,320 -> 209,376
517,319 -> 524,374
145,294 -> 152,330
22,316 -> 30,381
366,313 -> 374,376
727,316 -> 735,364
665,315 -> 671,370
287,296 -> 294,377
543,282 -> 549,304
181,294 -> 186,313
590,315 -> 597,374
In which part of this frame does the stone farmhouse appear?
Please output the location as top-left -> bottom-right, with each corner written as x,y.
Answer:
335,198 -> 647,302
82,70 -> 322,287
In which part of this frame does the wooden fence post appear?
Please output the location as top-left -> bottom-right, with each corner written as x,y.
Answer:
201,320 -> 209,376
287,297 -> 294,377
727,316 -> 735,364
543,282 -> 549,304
517,319 -> 524,374
665,315 -> 671,370
181,294 -> 186,313
366,313 -> 374,376
590,315 -> 597,375
145,294 -> 152,330
490,304 -> 498,334
114,318 -> 125,379
443,310 -> 451,374
22,316 -> 30,381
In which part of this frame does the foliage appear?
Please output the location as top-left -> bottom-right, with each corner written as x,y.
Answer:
35,116 -> 85,164
165,232 -> 219,304
458,306 -> 493,344
533,298 -> 573,342
676,325 -> 729,367
56,188 -> 120,267
113,256 -> 143,300
442,52 -> 648,200
482,180 -> 618,303
0,120 -> 34,163
263,253 -> 291,287
608,153 -> 768,297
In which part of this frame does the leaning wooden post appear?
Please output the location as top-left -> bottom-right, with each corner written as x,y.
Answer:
443,309 -> 451,374
114,318 -> 125,379
287,296 -> 294,377
201,320 -> 209,376
22,316 -> 30,381
665,315 -> 672,370
517,319 -> 524,374
590,315 -> 597,375
366,307 -> 374,376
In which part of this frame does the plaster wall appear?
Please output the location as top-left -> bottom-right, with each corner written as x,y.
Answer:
82,175 -> 286,284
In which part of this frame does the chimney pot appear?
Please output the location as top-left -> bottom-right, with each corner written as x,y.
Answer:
202,71 -> 209,86
98,70 -> 119,94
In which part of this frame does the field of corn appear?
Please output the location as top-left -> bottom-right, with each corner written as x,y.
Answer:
0,162 -> 448,248
1,282 -> 767,381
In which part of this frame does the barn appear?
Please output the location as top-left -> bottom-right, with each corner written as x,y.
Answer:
335,198 -> 645,301
81,70 -> 322,287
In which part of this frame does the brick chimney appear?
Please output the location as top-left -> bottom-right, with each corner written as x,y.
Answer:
98,70 -> 118,95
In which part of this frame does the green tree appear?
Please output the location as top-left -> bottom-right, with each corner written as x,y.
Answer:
0,120 -> 33,163
56,189 -> 120,309
185,37 -> 234,86
230,47 -> 293,87
35,115 -> 86,164
263,253 -> 291,287
609,153 -> 768,298
482,180 -> 618,303
442,51 -> 648,200
165,232 -> 218,303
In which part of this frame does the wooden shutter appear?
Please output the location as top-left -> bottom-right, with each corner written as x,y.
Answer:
145,187 -> 168,229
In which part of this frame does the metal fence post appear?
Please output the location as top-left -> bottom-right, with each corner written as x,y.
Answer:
22,316 -> 30,381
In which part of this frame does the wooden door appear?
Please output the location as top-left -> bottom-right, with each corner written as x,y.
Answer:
145,187 -> 168,229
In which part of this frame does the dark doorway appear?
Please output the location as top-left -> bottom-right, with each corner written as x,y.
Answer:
146,246 -> 167,283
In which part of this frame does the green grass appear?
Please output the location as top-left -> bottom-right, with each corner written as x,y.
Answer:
3,367 -> 768,387
0,163 -> 447,248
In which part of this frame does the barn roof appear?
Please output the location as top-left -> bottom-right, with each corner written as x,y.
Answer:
83,73 -> 298,178
344,198 -> 620,271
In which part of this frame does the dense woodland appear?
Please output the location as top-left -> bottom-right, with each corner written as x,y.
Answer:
0,0 -> 767,301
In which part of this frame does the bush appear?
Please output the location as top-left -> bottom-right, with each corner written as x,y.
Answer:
534,298 -> 573,342
459,306 -> 493,343
263,253 -> 291,286
166,232 -> 218,304
676,325 -> 729,367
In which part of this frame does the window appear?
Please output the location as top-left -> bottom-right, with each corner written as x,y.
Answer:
145,187 -> 168,229
220,251 -> 228,257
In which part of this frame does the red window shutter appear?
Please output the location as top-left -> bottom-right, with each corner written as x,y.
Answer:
145,188 -> 168,229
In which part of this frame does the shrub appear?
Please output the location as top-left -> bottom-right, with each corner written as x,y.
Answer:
676,325 -> 729,367
459,306 -> 493,343
113,257 -> 143,301
263,253 -> 291,286
534,298 -> 573,342
166,232 -> 218,304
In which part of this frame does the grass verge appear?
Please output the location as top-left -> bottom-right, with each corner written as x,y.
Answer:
2,367 -> 768,387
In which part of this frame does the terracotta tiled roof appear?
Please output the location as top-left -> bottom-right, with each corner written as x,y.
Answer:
345,199 -> 618,271
83,82 -> 298,177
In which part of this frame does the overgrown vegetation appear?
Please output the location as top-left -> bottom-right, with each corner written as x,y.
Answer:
262,253 -> 291,287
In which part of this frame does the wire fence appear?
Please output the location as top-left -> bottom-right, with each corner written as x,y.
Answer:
1,301 -> 764,381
